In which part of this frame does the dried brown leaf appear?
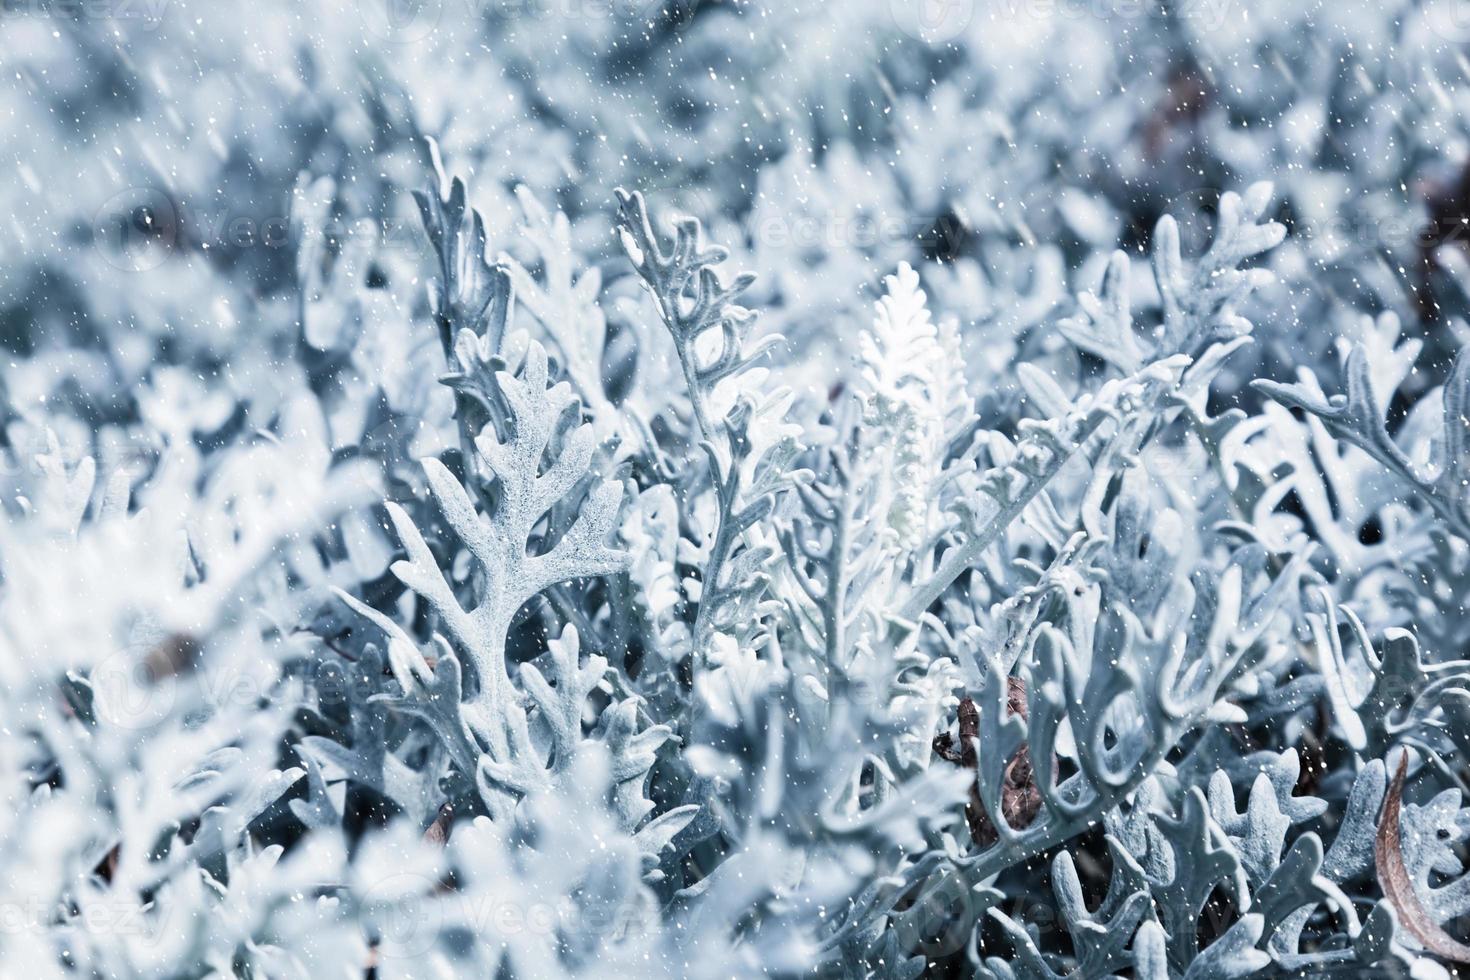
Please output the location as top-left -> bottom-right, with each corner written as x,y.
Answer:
931,679 -> 1044,848
1376,753 -> 1470,964
423,802 -> 454,846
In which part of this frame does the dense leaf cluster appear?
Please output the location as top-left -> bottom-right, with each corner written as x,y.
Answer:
4,1 -> 1470,977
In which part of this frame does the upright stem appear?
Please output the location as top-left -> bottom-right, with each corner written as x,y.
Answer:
897,412 -> 1113,622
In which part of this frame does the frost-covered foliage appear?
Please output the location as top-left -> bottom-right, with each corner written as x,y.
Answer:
8,0 -> 1470,977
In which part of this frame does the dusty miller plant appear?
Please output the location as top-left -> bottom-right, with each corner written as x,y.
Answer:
7,2 -> 1470,978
